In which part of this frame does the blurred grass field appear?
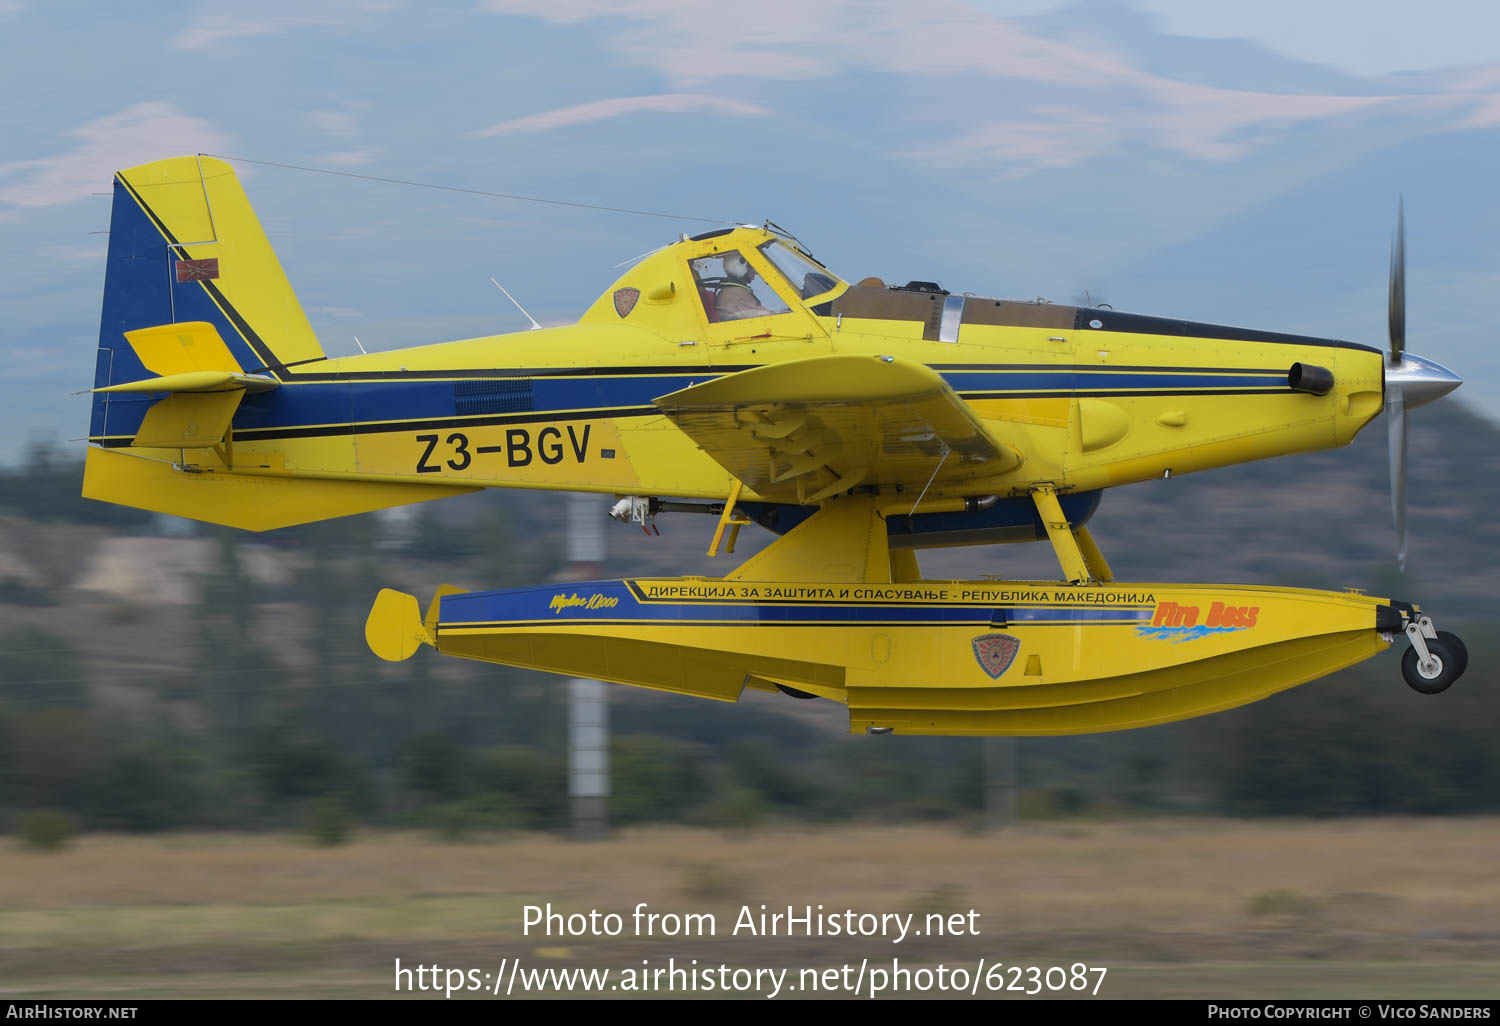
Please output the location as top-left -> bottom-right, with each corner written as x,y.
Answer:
2,818 -> 1498,999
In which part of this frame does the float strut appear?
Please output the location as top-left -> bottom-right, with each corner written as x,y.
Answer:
708,478 -> 752,557
1032,484 -> 1095,585
1074,525 -> 1113,583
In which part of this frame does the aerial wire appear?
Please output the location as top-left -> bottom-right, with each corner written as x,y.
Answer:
199,153 -> 735,226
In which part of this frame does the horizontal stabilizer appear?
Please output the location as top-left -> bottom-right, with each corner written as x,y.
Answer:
101,322 -> 277,393
94,322 -> 275,446
96,371 -> 278,394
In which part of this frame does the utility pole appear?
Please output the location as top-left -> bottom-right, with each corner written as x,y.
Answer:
983,736 -> 1018,830
566,492 -> 608,841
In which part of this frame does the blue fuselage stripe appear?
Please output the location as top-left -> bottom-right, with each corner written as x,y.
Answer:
92,365 -> 1289,440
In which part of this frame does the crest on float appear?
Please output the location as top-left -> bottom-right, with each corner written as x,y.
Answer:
971,632 -> 1020,679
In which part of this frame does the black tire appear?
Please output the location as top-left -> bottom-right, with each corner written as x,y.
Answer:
1436,631 -> 1468,678
1402,639 -> 1460,695
775,683 -> 818,700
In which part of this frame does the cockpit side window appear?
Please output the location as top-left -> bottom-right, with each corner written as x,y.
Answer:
689,250 -> 791,323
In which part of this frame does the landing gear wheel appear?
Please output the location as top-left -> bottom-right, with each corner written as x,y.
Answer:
1436,631 -> 1468,678
1402,639 -> 1460,694
775,683 -> 818,700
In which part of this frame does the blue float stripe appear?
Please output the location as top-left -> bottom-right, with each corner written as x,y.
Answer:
440,582 -> 1156,628
443,614 -> 1153,629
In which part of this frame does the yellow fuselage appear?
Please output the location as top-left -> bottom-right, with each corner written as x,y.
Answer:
92,225 -> 1386,525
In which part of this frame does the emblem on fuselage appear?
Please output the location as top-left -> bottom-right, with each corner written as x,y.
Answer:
972,632 -> 1021,679
613,287 -> 640,318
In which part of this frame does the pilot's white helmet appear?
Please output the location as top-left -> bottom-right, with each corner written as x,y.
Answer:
722,252 -> 753,282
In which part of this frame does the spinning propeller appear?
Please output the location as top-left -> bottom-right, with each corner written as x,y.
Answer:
1384,199 -> 1463,570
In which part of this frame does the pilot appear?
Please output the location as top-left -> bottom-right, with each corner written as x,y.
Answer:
714,252 -> 775,321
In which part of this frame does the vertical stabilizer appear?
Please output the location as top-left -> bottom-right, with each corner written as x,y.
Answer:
92,155 -> 324,442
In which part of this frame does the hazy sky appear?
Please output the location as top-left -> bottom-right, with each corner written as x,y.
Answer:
2,0 -> 1497,462
983,0 -> 1500,74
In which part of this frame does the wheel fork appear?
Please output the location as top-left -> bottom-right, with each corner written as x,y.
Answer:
1404,615 -> 1439,674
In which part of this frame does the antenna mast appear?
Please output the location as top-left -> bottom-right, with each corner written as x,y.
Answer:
488,276 -> 543,330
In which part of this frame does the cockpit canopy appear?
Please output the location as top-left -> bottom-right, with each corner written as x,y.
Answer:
580,225 -> 847,331
689,237 -> 843,322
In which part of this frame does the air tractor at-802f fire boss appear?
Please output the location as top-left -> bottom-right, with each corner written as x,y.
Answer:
82,157 -> 1467,735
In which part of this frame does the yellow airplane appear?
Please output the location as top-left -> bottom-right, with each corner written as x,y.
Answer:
82,156 -> 1468,735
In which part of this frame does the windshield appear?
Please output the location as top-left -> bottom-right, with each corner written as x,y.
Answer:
759,240 -> 842,301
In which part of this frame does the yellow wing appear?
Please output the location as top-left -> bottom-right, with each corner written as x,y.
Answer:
654,354 -> 1023,503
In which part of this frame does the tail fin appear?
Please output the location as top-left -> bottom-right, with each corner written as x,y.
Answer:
91,155 -> 324,443
80,156 -> 479,529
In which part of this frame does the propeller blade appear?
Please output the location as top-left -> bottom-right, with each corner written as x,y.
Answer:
1388,198 -> 1405,364
1388,394 -> 1407,571
1380,200 -> 1460,569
